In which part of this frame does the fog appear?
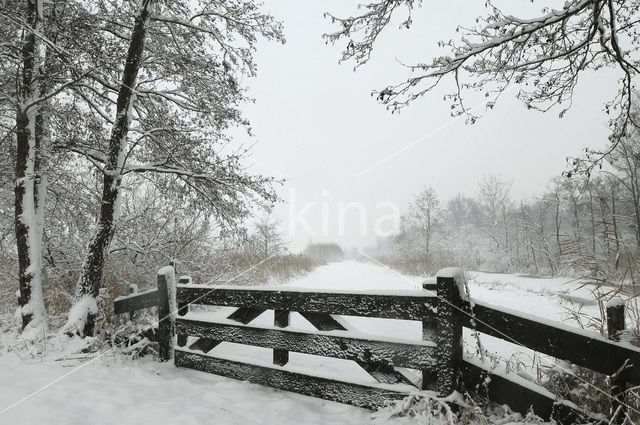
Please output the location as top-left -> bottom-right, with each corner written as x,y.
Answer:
237,1 -> 619,251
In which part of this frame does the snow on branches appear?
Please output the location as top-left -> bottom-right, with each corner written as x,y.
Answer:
325,0 -> 640,142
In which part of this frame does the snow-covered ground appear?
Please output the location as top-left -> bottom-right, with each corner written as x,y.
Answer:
0,261 -> 616,424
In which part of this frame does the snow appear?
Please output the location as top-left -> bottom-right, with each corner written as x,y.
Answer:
178,275 -> 193,284
285,261 -> 422,292
176,347 -> 418,394
0,353 -> 381,425
463,354 -> 555,399
114,287 -> 156,302
607,297 -> 625,308
0,260 -> 627,423
179,284 -> 430,298
16,18 -> 48,338
60,296 -> 99,336
436,267 -> 467,300
157,265 -> 176,278
436,267 -> 464,280
158,265 -> 177,317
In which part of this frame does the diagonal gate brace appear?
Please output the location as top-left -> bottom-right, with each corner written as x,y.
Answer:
299,311 -> 416,387
189,307 -> 266,353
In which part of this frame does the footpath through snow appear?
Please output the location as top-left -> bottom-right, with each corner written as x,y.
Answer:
0,261 -> 606,424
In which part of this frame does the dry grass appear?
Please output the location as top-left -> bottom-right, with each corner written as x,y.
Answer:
372,251 -> 459,277
201,253 -> 319,285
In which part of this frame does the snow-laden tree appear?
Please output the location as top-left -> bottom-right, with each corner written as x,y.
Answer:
1,0 -> 107,336
325,0 -> 640,166
57,0 -> 284,336
1,0 -> 284,336
4,0 -> 49,336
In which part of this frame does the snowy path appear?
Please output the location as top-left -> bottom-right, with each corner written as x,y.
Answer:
0,261 -> 605,424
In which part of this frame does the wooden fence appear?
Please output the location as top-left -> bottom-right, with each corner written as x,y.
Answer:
119,266 -> 639,423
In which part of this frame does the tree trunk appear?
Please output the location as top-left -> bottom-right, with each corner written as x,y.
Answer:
572,198 -> 581,254
514,221 -> 521,268
502,205 -> 509,254
15,0 -> 48,336
611,186 -> 620,270
598,196 -> 611,266
554,193 -> 562,257
587,180 -> 596,257
66,0 -> 151,336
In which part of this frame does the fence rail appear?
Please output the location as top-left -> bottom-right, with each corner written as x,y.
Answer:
114,289 -> 158,316
460,298 -> 640,385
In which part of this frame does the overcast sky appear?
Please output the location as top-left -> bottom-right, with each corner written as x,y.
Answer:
234,1 -> 620,252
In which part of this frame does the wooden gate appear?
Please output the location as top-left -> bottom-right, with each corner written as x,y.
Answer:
117,266 -> 640,423
173,281 -> 441,409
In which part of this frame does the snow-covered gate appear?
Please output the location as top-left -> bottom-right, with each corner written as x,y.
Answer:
171,270 -> 640,424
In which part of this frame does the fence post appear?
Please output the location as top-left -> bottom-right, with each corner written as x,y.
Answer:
607,298 -> 626,423
273,310 -> 290,366
128,284 -> 138,321
435,268 -> 465,397
157,266 -> 176,361
176,276 -> 191,348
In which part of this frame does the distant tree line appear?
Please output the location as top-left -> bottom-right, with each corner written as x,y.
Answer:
373,130 -> 640,284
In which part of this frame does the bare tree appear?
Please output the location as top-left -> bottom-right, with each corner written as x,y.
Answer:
325,1 -> 640,167
401,186 -> 442,258
607,120 -> 640,249
478,174 -> 512,254
547,177 -> 566,259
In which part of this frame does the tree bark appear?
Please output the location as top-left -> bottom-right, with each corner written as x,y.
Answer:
67,0 -> 151,336
611,186 -> 620,270
554,192 -> 562,257
15,0 -> 48,334
587,179 -> 596,257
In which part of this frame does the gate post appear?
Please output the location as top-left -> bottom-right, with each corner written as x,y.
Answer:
157,266 -> 176,361
176,276 -> 191,348
421,278 -> 438,390
607,298 -> 626,423
435,268 -> 465,397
